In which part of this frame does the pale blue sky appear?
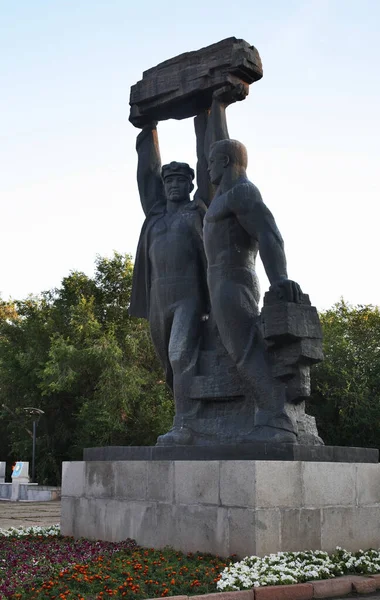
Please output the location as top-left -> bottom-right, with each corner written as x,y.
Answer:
1,0 -> 379,309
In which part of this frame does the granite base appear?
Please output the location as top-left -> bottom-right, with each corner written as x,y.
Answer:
61,457 -> 380,556
83,444 -> 378,463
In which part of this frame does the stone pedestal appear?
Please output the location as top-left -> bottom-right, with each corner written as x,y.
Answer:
12,461 -> 29,483
0,462 -> 5,484
61,450 -> 380,557
11,461 -> 30,501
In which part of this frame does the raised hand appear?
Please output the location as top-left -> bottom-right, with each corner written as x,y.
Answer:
132,111 -> 158,129
212,82 -> 249,107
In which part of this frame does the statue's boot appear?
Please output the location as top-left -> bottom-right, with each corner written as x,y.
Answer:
248,426 -> 297,444
252,409 -> 298,444
156,426 -> 193,446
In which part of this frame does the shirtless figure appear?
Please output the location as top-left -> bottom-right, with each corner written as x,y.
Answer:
203,93 -> 302,442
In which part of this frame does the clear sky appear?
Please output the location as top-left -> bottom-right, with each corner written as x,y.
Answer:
1,0 -> 379,310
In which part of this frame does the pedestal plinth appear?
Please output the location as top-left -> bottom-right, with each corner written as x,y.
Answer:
61,446 -> 380,557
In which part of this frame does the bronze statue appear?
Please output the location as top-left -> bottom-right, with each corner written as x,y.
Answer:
204,118 -> 299,440
129,124 -> 208,444
129,38 -> 323,446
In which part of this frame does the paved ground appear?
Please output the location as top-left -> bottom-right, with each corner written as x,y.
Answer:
0,500 -> 61,529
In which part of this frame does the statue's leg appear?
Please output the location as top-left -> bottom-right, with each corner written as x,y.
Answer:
169,296 -> 203,416
149,292 -> 173,392
156,295 -> 204,446
208,267 -> 296,440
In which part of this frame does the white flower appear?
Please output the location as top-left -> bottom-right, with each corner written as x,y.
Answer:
216,547 -> 380,591
0,524 -> 60,537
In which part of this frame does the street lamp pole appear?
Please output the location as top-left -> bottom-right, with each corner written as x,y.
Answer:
32,419 -> 37,482
23,407 -> 44,483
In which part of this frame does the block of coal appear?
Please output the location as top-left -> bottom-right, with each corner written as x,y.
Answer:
129,37 -> 263,126
261,292 -> 323,403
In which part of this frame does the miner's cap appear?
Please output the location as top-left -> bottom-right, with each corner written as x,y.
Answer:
161,161 -> 195,182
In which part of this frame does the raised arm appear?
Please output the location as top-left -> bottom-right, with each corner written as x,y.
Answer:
196,95 -> 229,207
136,122 -> 165,216
193,84 -> 248,207
205,84 -> 248,157
193,111 -> 214,206
204,93 -> 230,152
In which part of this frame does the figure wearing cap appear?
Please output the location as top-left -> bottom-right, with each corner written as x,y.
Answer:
129,86 -> 249,445
161,161 -> 194,182
129,122 -> 210,444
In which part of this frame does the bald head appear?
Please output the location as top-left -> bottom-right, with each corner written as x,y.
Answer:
208,139 -> 248,186
210,139 -> 248,169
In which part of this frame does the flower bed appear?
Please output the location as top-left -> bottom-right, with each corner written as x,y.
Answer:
0,526 -> 230,599
2,525 -> 380,599
0,525 -> 138,598
0,525 -> 60,538
217,547 -> 380,591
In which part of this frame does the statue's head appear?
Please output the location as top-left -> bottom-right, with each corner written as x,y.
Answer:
208,139 -> 248,185
162,161 -> 195,203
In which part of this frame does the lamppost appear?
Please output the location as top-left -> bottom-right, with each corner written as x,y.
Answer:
23,407 -> 44,483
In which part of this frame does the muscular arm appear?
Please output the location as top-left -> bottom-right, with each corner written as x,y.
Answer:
193,111 -> 215,207
136,123 -> 165,216
204,84 -> 248,158
231,183 -> 302,302
193,93 -> 231,207
204,95 -> 230,153
194,85 -> 248,206
257,206 -> 288,284
231,183 -> 288,284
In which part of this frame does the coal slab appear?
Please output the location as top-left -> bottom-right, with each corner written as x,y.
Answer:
83,444 -> 378,463
129,37 -> 262,125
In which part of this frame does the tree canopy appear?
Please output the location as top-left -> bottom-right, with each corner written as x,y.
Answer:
0,253 -> 173,484
1,261 -> 379,485
309,299 -> 380,449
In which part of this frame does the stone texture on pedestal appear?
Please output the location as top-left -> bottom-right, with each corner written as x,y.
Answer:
0,483 -> 11,499
83,444 -> 378,463
61,458 -> 380,556
0,462 -> 5,483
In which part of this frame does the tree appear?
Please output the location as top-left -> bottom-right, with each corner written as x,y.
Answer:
309,299 -> 380,448
0,254 -> 173,484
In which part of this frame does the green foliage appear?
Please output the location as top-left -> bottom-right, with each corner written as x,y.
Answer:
2,271 -> 379,485
309,299 -> 380,448
0,253 -> 173,484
